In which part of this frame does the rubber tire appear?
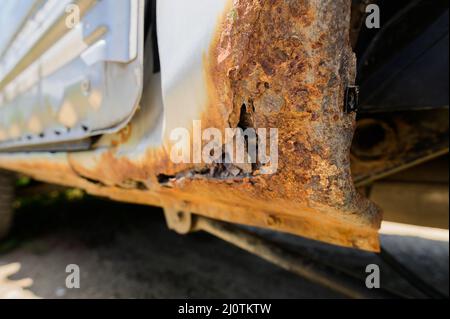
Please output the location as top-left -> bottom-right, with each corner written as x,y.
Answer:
0,170 -> 14,240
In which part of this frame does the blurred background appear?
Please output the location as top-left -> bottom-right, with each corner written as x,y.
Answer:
0,154 -> 448,298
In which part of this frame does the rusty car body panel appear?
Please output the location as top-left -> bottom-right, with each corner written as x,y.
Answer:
0,0 -> 382,251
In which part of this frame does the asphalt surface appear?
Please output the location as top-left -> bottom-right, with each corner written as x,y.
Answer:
0,194 -> 448,299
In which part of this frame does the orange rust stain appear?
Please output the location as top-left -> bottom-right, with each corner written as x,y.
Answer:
111,124 -> 133,147
202,0 -> 381,228
65,0 -> 380,246
1,0 -> 382,252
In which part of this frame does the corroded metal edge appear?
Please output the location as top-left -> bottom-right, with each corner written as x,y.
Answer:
0,0 -> 381,251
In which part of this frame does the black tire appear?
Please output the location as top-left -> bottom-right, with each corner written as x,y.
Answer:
0,170 -> 14,240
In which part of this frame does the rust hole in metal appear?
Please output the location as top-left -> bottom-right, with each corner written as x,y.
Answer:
236,102 -> 259,170
237,102 -> 255,131
157,174 -> 174,185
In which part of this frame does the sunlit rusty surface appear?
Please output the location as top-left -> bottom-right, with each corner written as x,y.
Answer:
0,0 -> 381,251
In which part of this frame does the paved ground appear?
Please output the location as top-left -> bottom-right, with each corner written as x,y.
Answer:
0,194 -> 448,299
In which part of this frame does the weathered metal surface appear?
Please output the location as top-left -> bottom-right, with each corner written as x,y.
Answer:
0,0 -> 144,150
0,0 -> 381,251
352,109 -> 449,186
200,0 -> 381,240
